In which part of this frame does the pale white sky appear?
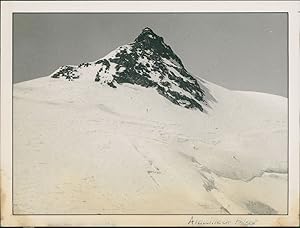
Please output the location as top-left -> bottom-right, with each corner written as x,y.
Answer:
13,13 -> 287,97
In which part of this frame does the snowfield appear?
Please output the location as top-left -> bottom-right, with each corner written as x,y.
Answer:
13,75 -> 287,214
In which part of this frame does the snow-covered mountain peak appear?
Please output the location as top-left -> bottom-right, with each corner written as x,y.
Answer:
15,28 -> 288,216
50,28 -> 212,111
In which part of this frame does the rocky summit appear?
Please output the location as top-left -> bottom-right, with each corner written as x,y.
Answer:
50,27 -> 206,111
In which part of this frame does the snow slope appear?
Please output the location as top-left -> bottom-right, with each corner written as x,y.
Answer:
13,28 -> 287,214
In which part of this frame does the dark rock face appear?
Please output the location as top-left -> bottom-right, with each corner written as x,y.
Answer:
134,27 -> 185,68
51,27 -> 206,111
51,65 -> 79,80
